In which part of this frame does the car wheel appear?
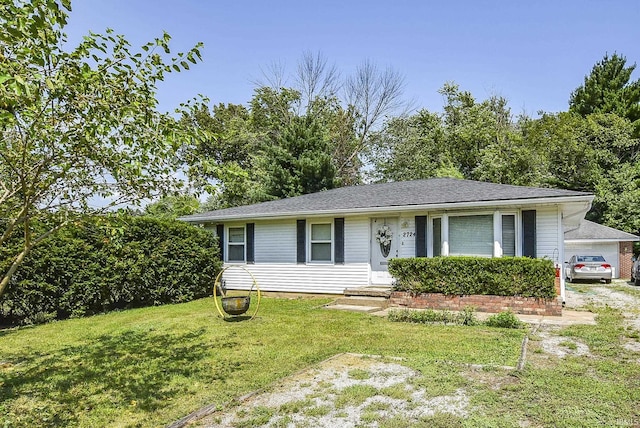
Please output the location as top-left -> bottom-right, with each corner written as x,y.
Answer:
604,279 -> 611,284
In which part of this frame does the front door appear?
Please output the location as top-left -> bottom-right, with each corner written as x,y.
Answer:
371,218 -> 398,284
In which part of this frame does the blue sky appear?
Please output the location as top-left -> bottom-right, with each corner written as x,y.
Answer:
64,0 -> 640,117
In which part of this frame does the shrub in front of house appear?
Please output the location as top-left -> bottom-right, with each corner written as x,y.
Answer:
0,216 -> 221,325
388,256 -> 555,298
387,306 -> 479,326
485,311 -> 525,329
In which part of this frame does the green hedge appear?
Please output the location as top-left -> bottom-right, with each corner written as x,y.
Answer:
0,216 -> 221,325
388,256 -> 556,298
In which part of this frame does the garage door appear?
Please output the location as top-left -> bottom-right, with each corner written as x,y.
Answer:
565,242 -> 619,278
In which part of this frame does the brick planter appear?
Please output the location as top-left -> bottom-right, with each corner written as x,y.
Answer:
390,291 -> 562,316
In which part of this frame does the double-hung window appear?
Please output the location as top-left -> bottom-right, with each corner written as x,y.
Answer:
310,223 -> 332,262
432,217 -> 442,257
227,227 -> 245,262
501,214 -> 516,257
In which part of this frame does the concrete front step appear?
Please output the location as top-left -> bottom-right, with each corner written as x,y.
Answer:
343,287 -> 392,298
332,296 -> 389,309
325,304 -> 385,313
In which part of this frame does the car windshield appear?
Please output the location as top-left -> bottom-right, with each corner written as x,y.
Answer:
576,255 -> 606,262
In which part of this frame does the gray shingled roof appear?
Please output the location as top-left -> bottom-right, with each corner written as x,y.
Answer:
565,220 -> 639,241
182,178 -> 592,222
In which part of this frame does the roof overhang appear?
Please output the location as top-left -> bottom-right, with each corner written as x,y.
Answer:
182,195 -> 594,224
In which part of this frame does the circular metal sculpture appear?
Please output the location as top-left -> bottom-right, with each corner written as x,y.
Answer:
213,265 -> 261,320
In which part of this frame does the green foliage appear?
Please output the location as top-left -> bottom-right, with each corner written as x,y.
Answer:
144,194 -> 201,218
0,0 -> 204,298
259,115 -> 337,199
184,88 -> 351,207
589,155 -> 640,235
367,110 -> 450,182
389,307 -> 521,329
387,306 -> 478,326
367,83 -> 518,183
484,311 -> 524,329
389,256 -> 556,298
569,53 -> 640,135
183,54 -> 408,207
0,216 -> 220,325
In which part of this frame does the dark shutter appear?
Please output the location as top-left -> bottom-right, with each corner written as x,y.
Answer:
246,223 -> 255,264
334,218 -> 345,264
415,216 -> 427,257
522,210 -> 536,258
296,219 -> 306,263
216,224 -> 224,261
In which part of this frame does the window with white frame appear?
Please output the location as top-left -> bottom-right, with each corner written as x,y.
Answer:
310,223 -> 332,262
227,226 -> 245,262
449,214 -> 493,257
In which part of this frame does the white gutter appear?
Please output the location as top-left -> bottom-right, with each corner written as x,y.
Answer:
182,195 -> 594,223
565,238 -> 640,243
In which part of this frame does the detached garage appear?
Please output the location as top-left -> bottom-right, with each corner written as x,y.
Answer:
564,220 -> 639,279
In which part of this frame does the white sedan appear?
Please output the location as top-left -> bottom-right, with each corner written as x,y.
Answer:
565,255 -> 612,284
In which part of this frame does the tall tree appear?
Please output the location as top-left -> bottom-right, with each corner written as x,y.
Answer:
184,87 -> 346,207
592,162 -> 640,234
367,110 -> 449,182
343,60 -> 407,175
258,115 -> 336,199
519,112 -> 602,191
474,117 -> 548,187
295,50 -> 341,111
0,0 -> 202,298
569,53 -> 640,135
439,83 -> 514,178
255,54 -> 407,184
368,83 -> 515,183
180,102 -> 258,204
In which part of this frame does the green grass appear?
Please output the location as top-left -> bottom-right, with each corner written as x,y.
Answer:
0,297 -> 522,427
334,384 -> 379,408
347,368 -> 371,380
467,306 -> 640,427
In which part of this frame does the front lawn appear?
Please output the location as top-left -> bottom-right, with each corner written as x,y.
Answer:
0,297 -> 523,427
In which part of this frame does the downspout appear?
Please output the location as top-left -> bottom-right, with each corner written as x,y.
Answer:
557,209 -> 566,305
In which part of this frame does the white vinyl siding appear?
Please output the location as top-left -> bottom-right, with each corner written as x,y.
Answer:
399,216 -> 416,258
221,263 -> 369,294
449,215 -> 494,257
536,207 -> 561,260
344,217 -> 369,263
254,220 -> 296,263
212,204 -> 571,293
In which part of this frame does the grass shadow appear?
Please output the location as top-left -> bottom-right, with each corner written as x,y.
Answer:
0,327 -> 210,425
222,315 -> 253,323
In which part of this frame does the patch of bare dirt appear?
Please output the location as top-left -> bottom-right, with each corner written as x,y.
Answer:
195,353 -> 469,428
